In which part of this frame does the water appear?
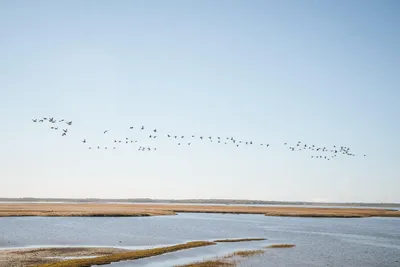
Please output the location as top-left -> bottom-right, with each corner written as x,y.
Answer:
1,213 -> 399,266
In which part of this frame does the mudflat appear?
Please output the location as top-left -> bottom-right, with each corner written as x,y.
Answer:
0,203 -> 399,218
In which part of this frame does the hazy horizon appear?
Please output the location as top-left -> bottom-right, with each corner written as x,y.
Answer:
1,196 -> 400,205
1,0 -> 399,203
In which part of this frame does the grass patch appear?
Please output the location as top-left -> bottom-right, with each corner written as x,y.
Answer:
265,244 -> 295,248
175,259 -> 234,267
230,250 -> 265,258
34,241 -> 216,267
213,238 -> 266,243
175,249 -> 265,267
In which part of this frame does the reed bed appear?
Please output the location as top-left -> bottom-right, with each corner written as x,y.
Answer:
34,241 -> 216,267
213,238 -> 266,243
2,203 -> 399,218
230,250 -> 265,257
265,244 -> 295,248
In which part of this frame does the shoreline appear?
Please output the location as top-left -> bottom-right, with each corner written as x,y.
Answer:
1,203 -> 399,218
0,238 -> 269,267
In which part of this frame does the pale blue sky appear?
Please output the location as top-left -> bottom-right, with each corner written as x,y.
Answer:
0,0 -> 399,202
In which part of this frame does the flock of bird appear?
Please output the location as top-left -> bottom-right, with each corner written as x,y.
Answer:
32,117 -> 72,136
32,117 -> 367,161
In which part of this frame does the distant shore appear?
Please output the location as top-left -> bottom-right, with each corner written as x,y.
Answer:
1,203 -> 399,218
1,198 -> 399,208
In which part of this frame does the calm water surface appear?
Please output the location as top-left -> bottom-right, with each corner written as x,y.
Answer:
1,213 -> 399,266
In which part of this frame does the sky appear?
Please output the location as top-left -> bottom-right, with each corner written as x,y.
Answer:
0,0 -> 399,203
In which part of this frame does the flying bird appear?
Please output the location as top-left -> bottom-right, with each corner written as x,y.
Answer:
66,121 -> 72,125
82,139 -> 86,143
104,130 -> 108,134
32,119 -> 37,122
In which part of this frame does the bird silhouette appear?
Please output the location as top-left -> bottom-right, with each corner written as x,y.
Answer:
82,139 -> 86,143
104,130 -> 108,134
66,121 -> 72,125
32,119 -> 37,122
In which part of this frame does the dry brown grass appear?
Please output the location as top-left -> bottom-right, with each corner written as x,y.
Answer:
175,249 -> 265,267
265,244 -> 295,248
0,247 -> 128,267
230,250 -> 265,258
33,241 -> 215,267
175,259 -> 234,267
213,238 -> 266,243
0,203 -> 175,217
1,203 -> 399,218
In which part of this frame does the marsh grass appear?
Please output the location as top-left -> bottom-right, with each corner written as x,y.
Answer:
213,238 -> 266,243
230,250 -> 265,257
265,244 -> 295,248
175,259 -> 234,267
176,249 -> 266,267
34,241 -> 216,267
2,203 -> 399,218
